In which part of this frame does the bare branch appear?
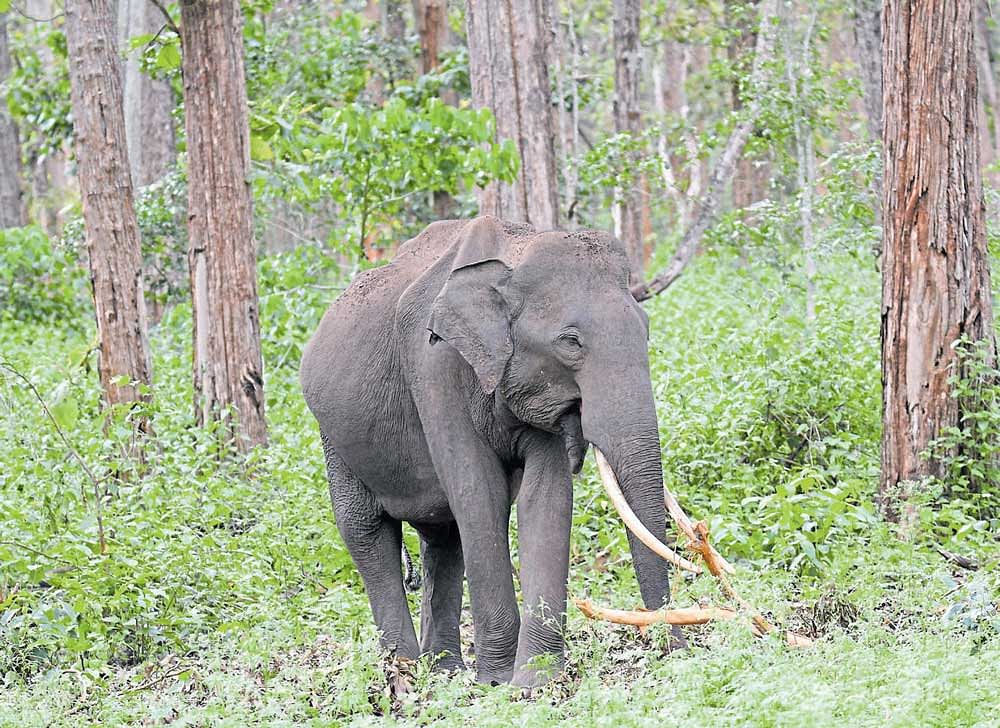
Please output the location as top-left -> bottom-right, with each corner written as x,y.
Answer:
632,0 -> 779,302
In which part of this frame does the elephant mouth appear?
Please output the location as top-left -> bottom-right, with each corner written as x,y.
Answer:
556,402 -> 587,474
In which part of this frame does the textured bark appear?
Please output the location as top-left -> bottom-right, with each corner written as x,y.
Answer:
880,0 -> 996,521
413,0 -> 447,74
727,0 -> 766,210
117,0 -> 176,187
466,0 -> 559,229
612,0 -> 644,282
413,0 -> 455,217
852,0 -> 883,240
64,0 -> 152,413
0,13 -> 26,228
975,0 -> 1000,172
180,0 -> 267,451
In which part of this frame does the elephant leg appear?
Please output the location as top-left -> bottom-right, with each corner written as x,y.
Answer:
512,433 -> 573,687
322,434 -> 419,659
414,521 -> 465,670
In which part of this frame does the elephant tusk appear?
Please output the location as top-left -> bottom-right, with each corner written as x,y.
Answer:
593,448 -> 703,574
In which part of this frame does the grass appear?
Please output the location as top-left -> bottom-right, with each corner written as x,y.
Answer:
1,250 -> 998,726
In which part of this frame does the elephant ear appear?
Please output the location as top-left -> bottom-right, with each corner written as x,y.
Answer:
428,217 -> 514,394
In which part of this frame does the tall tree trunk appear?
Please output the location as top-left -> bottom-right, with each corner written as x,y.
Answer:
466,0 -> 559,229
413,0 -> 455,218
728,0 -> 766,211
975,0 -> 1000,178
880,0 -> 996,523
64,0 -> 153,417
612,0 -> 644,282
852,0 -> 883,246
117,0 -> 176,187
180,0 -> 267,451
0,13 -> 26,228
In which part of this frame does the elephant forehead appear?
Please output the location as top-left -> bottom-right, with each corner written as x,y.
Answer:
510,234 -> 629,287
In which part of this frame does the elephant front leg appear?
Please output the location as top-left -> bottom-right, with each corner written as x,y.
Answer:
512,433 -> 573,687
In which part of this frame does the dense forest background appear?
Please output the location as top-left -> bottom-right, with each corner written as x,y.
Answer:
0,0 -> 998,724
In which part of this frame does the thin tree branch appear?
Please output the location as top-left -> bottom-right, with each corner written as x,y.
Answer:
632,0 -> 779,302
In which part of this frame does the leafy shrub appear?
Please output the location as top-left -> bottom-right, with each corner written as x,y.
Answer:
922,337 -> 1000,540
0,226 -> 86,323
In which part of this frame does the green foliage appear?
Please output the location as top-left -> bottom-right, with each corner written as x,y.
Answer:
922,337 -> 1000,536
3,23 -> 72,161
241,6 -> 516,257
0,226 -> 87,323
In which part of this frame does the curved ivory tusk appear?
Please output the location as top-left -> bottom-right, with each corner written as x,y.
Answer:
593,448 -> 703,574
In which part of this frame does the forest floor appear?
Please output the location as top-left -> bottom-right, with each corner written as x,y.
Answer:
2,251 -> 998,726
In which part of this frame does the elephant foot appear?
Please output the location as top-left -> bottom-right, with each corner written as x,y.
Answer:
511,655 -> 565,688
428,649 -> 466,673
475,665 -> 515,686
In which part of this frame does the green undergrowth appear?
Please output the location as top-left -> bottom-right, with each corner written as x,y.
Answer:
1,249 -> 998,726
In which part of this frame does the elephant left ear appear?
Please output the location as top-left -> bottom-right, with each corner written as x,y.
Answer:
428,217 -> 515,394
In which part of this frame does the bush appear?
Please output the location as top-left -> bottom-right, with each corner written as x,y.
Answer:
0,226 -> 87,323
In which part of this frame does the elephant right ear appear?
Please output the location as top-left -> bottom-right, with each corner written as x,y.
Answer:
428,217 -> 513,394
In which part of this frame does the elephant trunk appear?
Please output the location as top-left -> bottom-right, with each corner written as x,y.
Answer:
580,380 -> 676,610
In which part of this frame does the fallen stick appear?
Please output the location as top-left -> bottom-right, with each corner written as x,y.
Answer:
575,599 -> 814,648
575,599 -> 738,626
664,490 -> 736,575
587,447 -> 814,648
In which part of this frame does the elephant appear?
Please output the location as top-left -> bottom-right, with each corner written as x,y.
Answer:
300,216 -> 681,687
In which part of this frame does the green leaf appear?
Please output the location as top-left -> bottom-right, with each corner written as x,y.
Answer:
0,0 -> 10,12
155,43 -> 181,71
250,134 -> 274,161
49,381 -> 79,431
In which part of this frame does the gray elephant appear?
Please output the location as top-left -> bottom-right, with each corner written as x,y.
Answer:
300,216 -> 681,686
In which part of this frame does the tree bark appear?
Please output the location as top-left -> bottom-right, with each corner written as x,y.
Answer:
466,0 -> 559,229
880,0 -> 996,522
64,0 -> 153,415
612,0 -> 644,282
413,0 -> 447,75
180,0 -> 267,451
413,0 -> 456,218
728,0 -> 766,211
117,0 -> 176,187
975,0 -> 1000,175
0,13 -> 26,228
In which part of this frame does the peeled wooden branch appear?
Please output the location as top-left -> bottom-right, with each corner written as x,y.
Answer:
575,599 -> 738,626
663,488 -> 735,575
593,448 -> 703,574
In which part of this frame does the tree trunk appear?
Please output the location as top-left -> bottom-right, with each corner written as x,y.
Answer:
117,0 -> 176,187
880,0 -> 996,522
64,0 -> 153,416
728,0 -> 766,211
413,0 -> 456,218
612,0 -> 644,282
466,0 -> 559,229
0,13 -> 26,228
975,0 -> 1000,178
180,0 -> 267,451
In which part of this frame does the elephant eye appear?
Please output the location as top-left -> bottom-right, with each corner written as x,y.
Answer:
557,330 -> 583,349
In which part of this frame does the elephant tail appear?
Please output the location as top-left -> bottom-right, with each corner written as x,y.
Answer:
402,542 -> 421,592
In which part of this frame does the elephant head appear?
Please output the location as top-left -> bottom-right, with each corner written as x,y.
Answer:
428,216 -> 673,609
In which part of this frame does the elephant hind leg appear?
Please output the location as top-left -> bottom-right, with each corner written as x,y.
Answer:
321,433 -> 419,659
415,522 -> 466,671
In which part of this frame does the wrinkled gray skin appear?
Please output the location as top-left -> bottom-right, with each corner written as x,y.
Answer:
300,216 -> 679,686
